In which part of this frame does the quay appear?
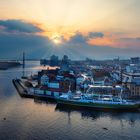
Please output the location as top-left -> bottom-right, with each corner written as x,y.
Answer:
12,79 -> 34,98
12,79 -> 140,109
12,79 -> 57,100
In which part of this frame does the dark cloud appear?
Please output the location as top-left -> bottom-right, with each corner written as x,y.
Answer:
0,19 -> 43,33
0,32 -> 54,59
61,33 -> 140,59
67,33 -> 87,45
67,32 -> 104,45
0,21 -> 139,60
87,32 -> 104,39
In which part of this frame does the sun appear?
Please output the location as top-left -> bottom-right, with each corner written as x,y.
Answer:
51,33 -> 62,44
53,37 -> 61,44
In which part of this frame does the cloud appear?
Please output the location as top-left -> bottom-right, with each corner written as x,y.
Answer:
67,32 -> 87,45
67,32 -> 104,45
115,37 -> 140,49
62,32 -> 140,59
0,20 -> 139,60
0,32 -> 54,59
0,19 -> 43,33
88,37 -> 114,47
87,32 -> 104,39
59,33 -> 140,59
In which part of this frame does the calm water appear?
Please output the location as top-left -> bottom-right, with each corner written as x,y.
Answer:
0,61 -> 140,140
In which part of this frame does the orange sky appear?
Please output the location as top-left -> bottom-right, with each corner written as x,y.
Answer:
0,0 -> 140,48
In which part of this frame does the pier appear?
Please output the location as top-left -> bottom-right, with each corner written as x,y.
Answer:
12,79 -> 57,100
12,79 -> 34,98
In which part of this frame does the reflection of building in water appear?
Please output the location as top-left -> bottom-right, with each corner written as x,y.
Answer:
55,104 -> 137,127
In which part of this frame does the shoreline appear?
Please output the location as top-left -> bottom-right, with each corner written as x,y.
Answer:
0,61 -> 21,70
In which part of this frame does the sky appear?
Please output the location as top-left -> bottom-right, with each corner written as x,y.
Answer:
0,0 -> 140,60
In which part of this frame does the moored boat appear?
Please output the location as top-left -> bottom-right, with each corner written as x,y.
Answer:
56,91 -> 139,110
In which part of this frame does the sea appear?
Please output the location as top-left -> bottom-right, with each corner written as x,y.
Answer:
0,61 -> 140,140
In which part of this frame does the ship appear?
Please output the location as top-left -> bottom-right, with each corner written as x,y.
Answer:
56,87 -> 139,110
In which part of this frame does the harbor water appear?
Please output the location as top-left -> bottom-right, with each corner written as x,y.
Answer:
0,61 -> 140,140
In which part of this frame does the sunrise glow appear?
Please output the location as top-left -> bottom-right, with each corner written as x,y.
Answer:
0,0 -> 140,59
51,33 -> 63,44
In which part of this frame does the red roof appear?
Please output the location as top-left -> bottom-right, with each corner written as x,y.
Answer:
40,86 -> 67,92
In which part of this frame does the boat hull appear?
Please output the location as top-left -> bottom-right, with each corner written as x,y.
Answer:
57,99 -> 139,110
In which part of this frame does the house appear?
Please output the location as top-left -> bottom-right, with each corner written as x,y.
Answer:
123,74 -> 140,98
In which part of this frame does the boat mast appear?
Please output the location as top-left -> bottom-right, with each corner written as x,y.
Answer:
22,52 -> 25,77
120,88 -> 123,102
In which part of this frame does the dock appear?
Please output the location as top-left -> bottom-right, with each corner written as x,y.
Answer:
12,79 -> 57,100
12,79 -> 34,98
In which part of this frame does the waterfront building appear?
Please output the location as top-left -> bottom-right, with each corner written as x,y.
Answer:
131,57 -> 140,64
60,55 -> 70,71
37,67 -> 76,95
50,55 -> 59,66
125,64 -> 140,73
123,76 -> 140,98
